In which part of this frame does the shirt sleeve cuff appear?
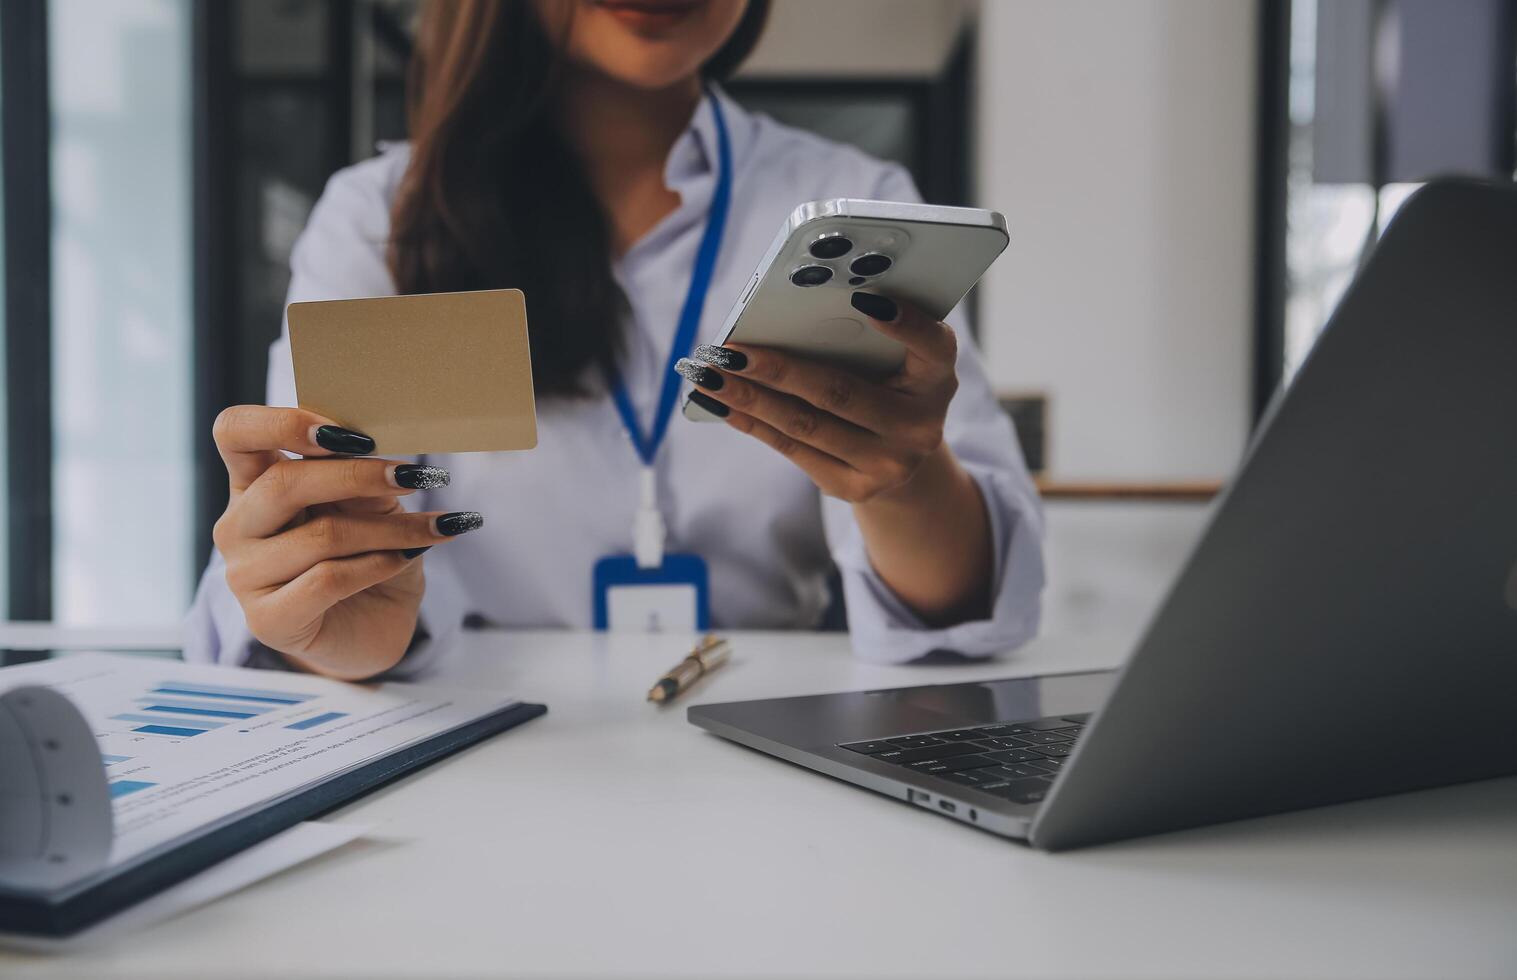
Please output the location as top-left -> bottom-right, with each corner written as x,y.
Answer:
183,549 -> 259,667
384,552 -> 467,680
182,548 -> 466,680
833,463 -> 1045,665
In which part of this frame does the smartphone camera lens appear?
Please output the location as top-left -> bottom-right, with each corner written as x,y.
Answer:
790,265 -> 833,287
849,253 -> 893,277
809,235 -> 852,260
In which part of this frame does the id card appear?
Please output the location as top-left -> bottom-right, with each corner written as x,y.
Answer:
593,554 -> 710,633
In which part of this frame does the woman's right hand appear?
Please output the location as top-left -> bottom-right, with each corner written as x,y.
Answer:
211,406 -> 482,680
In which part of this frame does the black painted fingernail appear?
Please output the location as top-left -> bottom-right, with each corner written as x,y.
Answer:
401,546 -> 432,560
392,464 -> 450,490
692,344 -> 747,371
314,425 -> 375,455
674,357 -> 723,391
688,390 -> 729,418
850,292 -> 898,323
436,511 -> 484,536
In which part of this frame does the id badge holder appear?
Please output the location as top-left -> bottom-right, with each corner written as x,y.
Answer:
593,554 -> 710,632
592,89 -> 729,636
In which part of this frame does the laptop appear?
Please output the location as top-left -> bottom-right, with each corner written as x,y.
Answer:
689,178 -> 1517,850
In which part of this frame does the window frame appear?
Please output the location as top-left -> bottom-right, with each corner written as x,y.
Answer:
1252,0 -> 1291,421
0,0 -> 53,628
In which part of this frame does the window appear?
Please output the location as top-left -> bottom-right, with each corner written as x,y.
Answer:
49,0 -> 195,626
1271,0 -> 1517,386
1281,1 -> 1430,378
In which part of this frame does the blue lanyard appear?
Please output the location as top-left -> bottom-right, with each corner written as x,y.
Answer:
603,87 -> 733,466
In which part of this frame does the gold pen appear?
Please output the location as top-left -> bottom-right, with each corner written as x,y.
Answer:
647,635 -> 731,704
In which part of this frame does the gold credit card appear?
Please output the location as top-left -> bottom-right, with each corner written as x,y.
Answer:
287,289 -> 537,454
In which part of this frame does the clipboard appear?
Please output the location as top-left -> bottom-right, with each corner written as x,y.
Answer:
0,656 -> 546,938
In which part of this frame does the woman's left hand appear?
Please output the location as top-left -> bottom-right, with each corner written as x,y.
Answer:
676,292 -> 958,503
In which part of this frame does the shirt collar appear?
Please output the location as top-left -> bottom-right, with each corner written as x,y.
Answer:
617,83 -> 752,270
662,82 -> 752,190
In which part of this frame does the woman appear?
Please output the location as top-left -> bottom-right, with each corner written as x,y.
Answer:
187,0 -> 1043,680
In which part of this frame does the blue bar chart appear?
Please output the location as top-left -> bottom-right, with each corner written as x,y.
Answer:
113,713 -> 227,730
285,711 -> 348,731
104,678 -> 317,739
132,725 -> 205,738
109,780 -> 156,798
141,701 -> 267,720
148,682 -> 314,706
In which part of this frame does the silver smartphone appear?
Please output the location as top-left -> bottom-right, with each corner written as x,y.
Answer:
682,198 -> 1009,421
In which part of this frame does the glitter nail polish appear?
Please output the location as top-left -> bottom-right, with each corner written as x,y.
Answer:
436,512 -> 484,536
674,357 -> 723,391
691,344 -> 748,371
393,464 -> 450,490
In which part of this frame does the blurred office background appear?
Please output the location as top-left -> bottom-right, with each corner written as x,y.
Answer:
2,0 -> 1514,648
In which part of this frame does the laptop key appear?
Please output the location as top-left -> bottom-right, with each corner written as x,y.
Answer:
1061,714 -> 1092,724
840,740 -> 897,755
983,748 -> 1043,765
932,730 -> 987,741
984,778 -> 1053,804
1028,743 -> 1073,758
875,742 -> 987,765
1018,731 -> 1072,745
1024,758 -> 1064,772
907,754 -> 997,774
978,736 -> 1034,749
974,725 -> 1031,736
886,735 -> 947,749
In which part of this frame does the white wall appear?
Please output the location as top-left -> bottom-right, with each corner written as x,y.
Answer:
741,0 -> 972,79
975,0 -> 1258,481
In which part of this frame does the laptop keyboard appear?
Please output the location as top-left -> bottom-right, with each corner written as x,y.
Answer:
838,715 -> 1089,806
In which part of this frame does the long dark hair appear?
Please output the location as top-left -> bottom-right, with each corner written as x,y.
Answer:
389,0 -> 770,397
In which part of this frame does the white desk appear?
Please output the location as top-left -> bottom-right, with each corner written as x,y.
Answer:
4,630 -> 1515,979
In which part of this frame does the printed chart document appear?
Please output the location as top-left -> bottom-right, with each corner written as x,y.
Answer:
0,653 -> 543,937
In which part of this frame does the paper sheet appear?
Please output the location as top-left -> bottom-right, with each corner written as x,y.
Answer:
0,652 -> 517,918
0,686 -> 113,891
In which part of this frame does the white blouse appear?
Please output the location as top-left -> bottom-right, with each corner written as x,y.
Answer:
185,86 -> 1045,676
